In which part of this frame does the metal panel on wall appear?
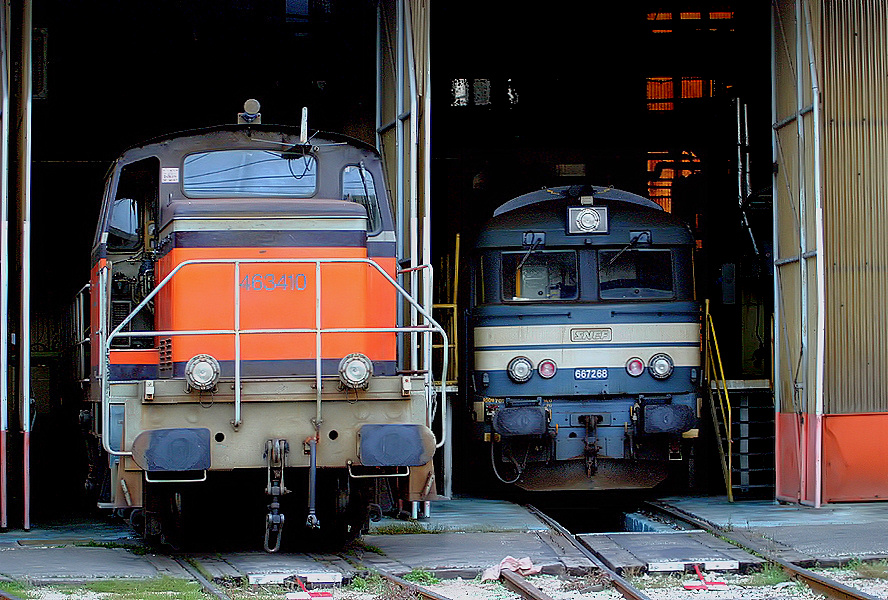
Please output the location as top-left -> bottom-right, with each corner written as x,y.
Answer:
772,0 -> 825,505
377,0 -> 432,365
774,0 -> 888,505
822,0 -> 888,415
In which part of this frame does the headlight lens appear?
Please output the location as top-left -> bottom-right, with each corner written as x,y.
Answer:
538,359 -> 557,379
507,356 -> 533,383
185,354 -> 221,391
648,353 -> 674,380
626,357 -> 645,377
339,353 -> 374,389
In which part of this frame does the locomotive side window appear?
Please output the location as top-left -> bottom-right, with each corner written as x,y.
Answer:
107,158 -> 159,253
502,250 -> 578,301
598,249 -> 674,299
182,149 -> 317,198
108,198 -> 140,251
342,165 -> 382,233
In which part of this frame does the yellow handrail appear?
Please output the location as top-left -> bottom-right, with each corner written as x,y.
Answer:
432,233 -> 460,385
704,299 -> 733,502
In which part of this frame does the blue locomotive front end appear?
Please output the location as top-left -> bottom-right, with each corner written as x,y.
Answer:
469,186 -> 701,491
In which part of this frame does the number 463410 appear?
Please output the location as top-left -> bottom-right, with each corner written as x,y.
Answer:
239,274 -> 307,292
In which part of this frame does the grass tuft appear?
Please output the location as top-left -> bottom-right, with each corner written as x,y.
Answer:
0,581 -> 32,598
744,563 -> 791,586
402,569 -> 440,586
371,522 -> 445,535
852,559 -> 888,580
347,573 -> 387,593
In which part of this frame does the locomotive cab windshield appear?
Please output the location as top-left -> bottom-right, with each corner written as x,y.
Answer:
598,248 -> 675,299
502,250 -> 578,301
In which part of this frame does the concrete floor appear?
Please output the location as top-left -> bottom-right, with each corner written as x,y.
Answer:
660,495 -> 888,565
2,495 -> 888,583
0,498 -> 583,584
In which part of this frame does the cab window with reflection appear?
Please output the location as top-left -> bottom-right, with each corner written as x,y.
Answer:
502,251 -> 578,301
342,165 -> 382,233
107,157 -> 159,252
183,149 -> 317,197
598,249 -> 673,299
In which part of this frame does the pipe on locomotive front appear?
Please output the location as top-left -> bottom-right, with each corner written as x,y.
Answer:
0,0 -> 10,530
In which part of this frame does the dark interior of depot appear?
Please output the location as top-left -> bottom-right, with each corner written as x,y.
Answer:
8,1 -> 773,525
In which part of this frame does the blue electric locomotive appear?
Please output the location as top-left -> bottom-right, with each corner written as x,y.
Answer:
469,185 -> 701,491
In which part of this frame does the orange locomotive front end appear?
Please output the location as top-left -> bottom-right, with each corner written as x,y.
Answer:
83,116 -> 443,550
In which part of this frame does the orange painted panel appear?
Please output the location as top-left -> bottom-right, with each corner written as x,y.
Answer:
823,414 -> 888,502
110,349 -> 159,365
154,248 -> 396,365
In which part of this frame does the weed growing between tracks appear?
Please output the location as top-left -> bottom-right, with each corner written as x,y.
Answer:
744,562 -> 792,586
74,540 -> 149,555
402,569 -> 440,586
847,558 -> 888,580
0,581 -> 30,598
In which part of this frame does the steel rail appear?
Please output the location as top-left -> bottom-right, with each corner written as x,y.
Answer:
173,557 -> 232,600
646,501 -> 883,600
378,571 -> 452,600
525,505 -> 652,600
500,569 -> 556,600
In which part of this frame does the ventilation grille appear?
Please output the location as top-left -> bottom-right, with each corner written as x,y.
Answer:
159,338 -> 173,378
110,300 -> 132,348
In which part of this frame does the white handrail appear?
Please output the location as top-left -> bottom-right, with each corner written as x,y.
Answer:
100,257 -> 448,456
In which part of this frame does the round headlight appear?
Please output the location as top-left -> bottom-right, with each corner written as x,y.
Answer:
507,356 -> 533,383
648,353 -> 674,380
338,353 -> 373,389
575,208 -> 601,232
538,359 -> 557,379
625,357 -> 645,377
185,354 -> 221,391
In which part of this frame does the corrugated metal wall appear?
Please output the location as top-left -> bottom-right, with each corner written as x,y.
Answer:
822,0 -> 888,414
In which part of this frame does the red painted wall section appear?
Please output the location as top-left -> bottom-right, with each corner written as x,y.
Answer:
776,411 -> 803,503
779,412 -> 888,503
823,414 -> 888,502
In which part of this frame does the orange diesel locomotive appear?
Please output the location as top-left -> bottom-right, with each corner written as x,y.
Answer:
80,107 -> 445,550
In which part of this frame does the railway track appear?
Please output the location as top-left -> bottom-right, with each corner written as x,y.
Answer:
646,501 -> 883,600
378,572 -> 453,600
526,504 -> 652,600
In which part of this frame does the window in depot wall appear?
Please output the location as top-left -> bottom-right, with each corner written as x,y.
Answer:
646,7 -> 735,34
450,77 -> 518,108
646,76 -> 715,111
646,150 -> 702,212
451,79 -> 469,107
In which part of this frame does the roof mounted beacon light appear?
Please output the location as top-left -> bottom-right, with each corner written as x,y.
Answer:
238,99 -> 261,124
